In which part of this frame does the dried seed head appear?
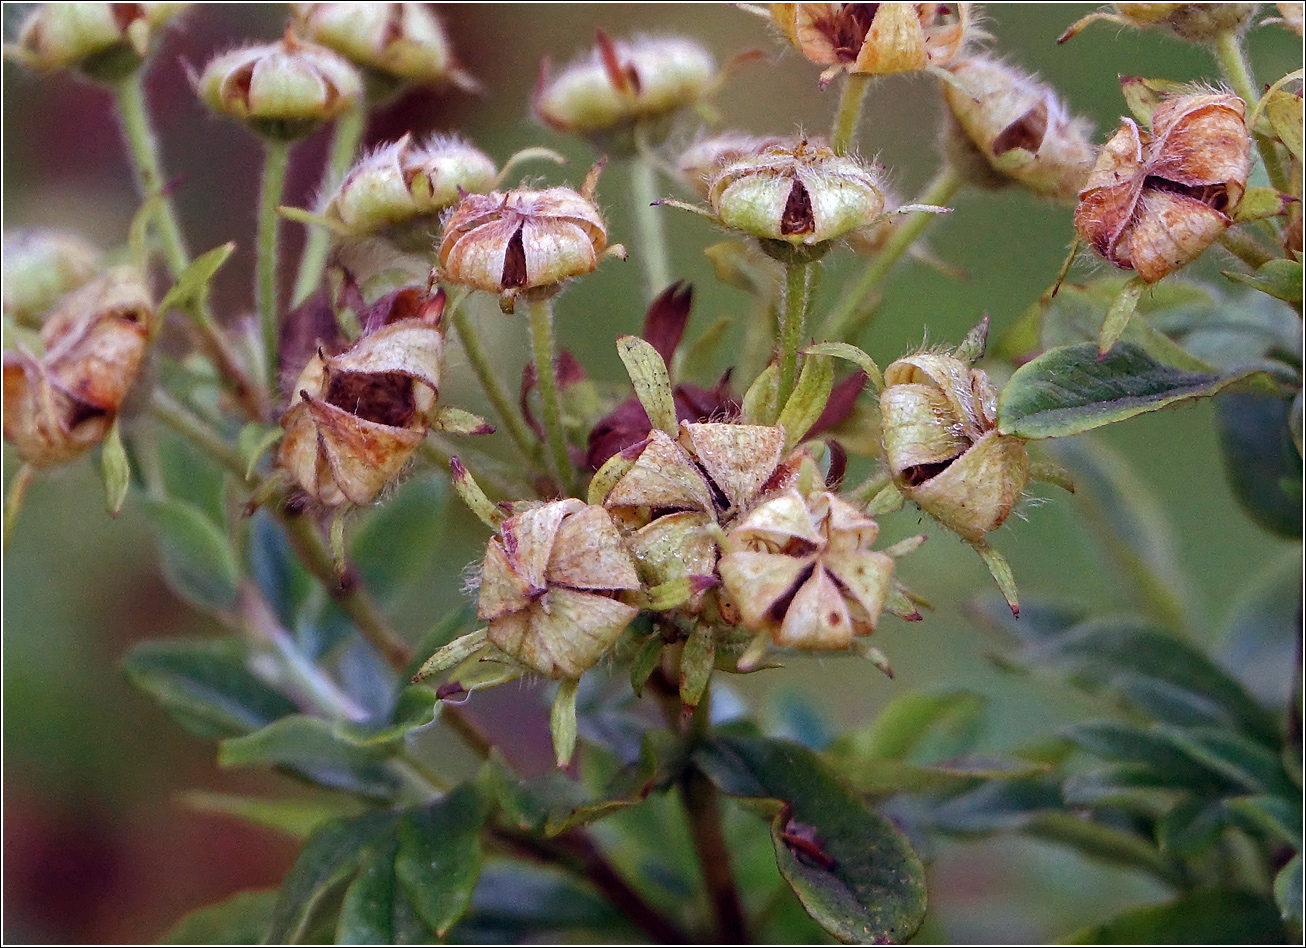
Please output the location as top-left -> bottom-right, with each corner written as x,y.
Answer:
3,266 -> 151,467
290,2 -> 475,90
437,171 -> 613,307
1062,4 -> 1259,43
677,133 -> 788,199
770,3 -> 972,85
1074,92 -> 1250,283
279,287 -> 444,506
3,230 -> 102,326
197,29 -> 363,140
534,31 -> 716,143
12,3 -> 188,80
719,489 -> 903,650
879,351 -> 1028,541
941,56 -> 1095,203
478,499 -> 641,679
706,138 -> 887,246
323,134 -> 496,240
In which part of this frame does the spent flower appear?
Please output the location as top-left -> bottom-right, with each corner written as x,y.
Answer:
10,2 -> 188,80
1060,3 -> 1260,43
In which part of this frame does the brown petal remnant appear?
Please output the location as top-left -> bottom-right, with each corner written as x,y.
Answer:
279,287 -> 444,507
2,266 -> 151,468
770,2 -> 972,86
940,56 -> 1096,203
718,489 -> 910,650
1074,92 -> 1250,283
879,350 -> 1028,542
478,499 -> 641,679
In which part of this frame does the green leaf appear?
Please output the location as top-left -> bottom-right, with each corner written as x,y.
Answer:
141,495 -> 240,611
1276,854 -> 1303,924
266,810 -> 401,943
237,422 -> 282,479
158,242 -> 236,314
1062,889 -> 1286,944
1215,392 -> 1303,538
395,783 -> 487,936
178,790 -> 366,841
1097,275 -> 1144,354
998,342 -> 1260,440
550,678 -> 581,768
1224,258 -> 1304,303
349,474 -> 448,603
776,353 -> 833,450
629,633 -> 664,697
337,836 -> 412,945
678,315 -> 733,381
1218,552 -> 1303,707
679,623 -> 715,711
1156,796 -> 1228,857
1265,88 -> 1304,162
1023,811 -> 1181,885
696,735 -> 927,944
617,335 -> 677,438
803,341 -> 884,393
160,889 -> 278,945
100,419 -> 131,516
219,715 -> 401,798
1225,795 -> 1302,846
742,363 -> 780,425
829,690 -> 988,764
455,860 -> 630,938
122,637 -> 297,740
840,756 -> 1052,796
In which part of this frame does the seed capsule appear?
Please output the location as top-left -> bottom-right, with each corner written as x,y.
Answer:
1061,3 -> 1259,44
12,3 -> 188,79
2,230 -> 101,326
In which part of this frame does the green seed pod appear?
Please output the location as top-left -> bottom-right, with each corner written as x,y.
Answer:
12,2 -> 188,80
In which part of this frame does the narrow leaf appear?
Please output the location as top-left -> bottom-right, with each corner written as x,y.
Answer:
972,539 -> 1019,617
141,495 -> 240,611
1097,275 -> 1144,355
179,790 -> 364,841
1276,854 -> 1303,924
776,353 -> 833,450
158,242 -> 236,314
551,678 -> 581,768
100,418 -> 131,516
433,405 -> 495,436
1062,889 -> 1286,944
804,341 -> 884,393
219,715 -> 401,797
160,890 -> 277,945
679,623 -> 715,711
450,457 -> 504,530
337,836 -> 400,944
630,634 -> 664,697
616,335 -> 677,437
1224,258 -> 1304,303
237,423 -> 283,479
742,363 -> 780,424
395,783 -> 487,936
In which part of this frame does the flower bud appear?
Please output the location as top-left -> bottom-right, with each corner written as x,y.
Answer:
770,2 -> 971,86
879,351 -> 1028,542
437,167 -> 614,307
719,489 -> 903,650
197,29 -> 363,140
279,287 -> 443,506
3,230 -> 101,326
940,56 -> 1095,203
12,3 -> 188,80
706,138 -> 887,247
534,30 -> 716,146
1062,4 -> 1259,43
478,498 -> 641,679
3,266 -> 151,467
323,134 -> 496,241
290,2 -> 475,91
1075,92 -> 1250,283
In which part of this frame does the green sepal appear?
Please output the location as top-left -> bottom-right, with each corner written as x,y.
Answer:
158,241 -> 236,316
776,352 -> 833,450
237,422 -> 283,479
100,418 -> 131,516
617,334 -> 678,438
803,341 -> 884,393
679,623 -> 715,711
551,678 -> 581,769
1232,186 -> 1294,223
742,363 -> 780,424
1098,275 -> 1144,355
1223,258 -> 1303,303
630,633 -> 665,697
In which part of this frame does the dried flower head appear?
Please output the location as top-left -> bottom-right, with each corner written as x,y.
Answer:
1074,92 -> 1251,283
534,30 -> 716,144
941,56 -> 1095,203
290,2 -> 476,90
769,2 -> 972,87
3,230 -> 102,326
880,350 -> 1028,542
1060,3 -> 1259,44
437,164 -> 620,310
3,266 -> 151,468
279,287 -> 444,507
719,489 -> 908,650
705,138 -> 887,248
478,498 -> 641,679
197,29 -> 363,140
677,133 -> 787,199
11,2 -> 188,80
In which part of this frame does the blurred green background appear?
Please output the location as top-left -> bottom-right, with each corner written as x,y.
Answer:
3,3 -> 1300,942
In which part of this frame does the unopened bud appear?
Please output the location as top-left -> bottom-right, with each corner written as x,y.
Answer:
1075,92 -> 1250,283
3,230 -> 101,326
279,287 -> 443,506
3,266 -> 151,467
478,498 -> 641,679
12,3 -> 188,81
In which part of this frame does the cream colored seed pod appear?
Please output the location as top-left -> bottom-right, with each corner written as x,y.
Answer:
13,3 -> 188,77
478,499 -> 641,680
2,266 -> 151,468
2,230 -> 102,325
879,352 -> 1028,542
677,133 -> 787,200
279,297 -> 443,507
718,490 -> 896,650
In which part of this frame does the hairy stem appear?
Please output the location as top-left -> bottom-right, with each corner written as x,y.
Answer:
292,104 -> 367,307
450,302 -> 538,465
258,139 -> 293,394
1213,29 -> 1289,193
821,166 -> 964,342
776,260 -> 813,412
528,297 -> 574,494
831,72 -> 872,156
631,153 -> 672,302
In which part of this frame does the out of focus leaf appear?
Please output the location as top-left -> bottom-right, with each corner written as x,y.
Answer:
395,783 -> 487,936
100,419 -> 131,516
158,241 -> 235,314
141,495 -> 240,611
1217,551 -> 1304,707
1025,811 -> 1182,885
219,715 -> 401,798
829,690 -> 988,765
1215,392 -> 1303,538
695,735 -> 927,944
237,422 -> 283,478
1275,854 -> 1303,925
178,790 -> 366,841
1156,796 -> 1228,857
926,775 -> 1065,835
122,637 -> 297,740
1225,795 -> 1302,846
336,835 -> 430,945
248,511 -> 315,632
1061,889 -> 1286,944
349,474 -> 448,603
1224,259 -> 1303,303
452,860 -> 632,940
160,889 -> 277,945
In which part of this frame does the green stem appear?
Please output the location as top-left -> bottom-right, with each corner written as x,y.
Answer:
1220,229 -> 1276,269
528,297 -> 574,495
831,72 -> 872,156
112,72 -> 188,279
820,166 -> 964,342
776,260 -> 813,412
1213,29 -> 1289,193
450,302 -> 538,465
292,104 -> 367,307
259,140 -> 293,394
631,153 -> 672,302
